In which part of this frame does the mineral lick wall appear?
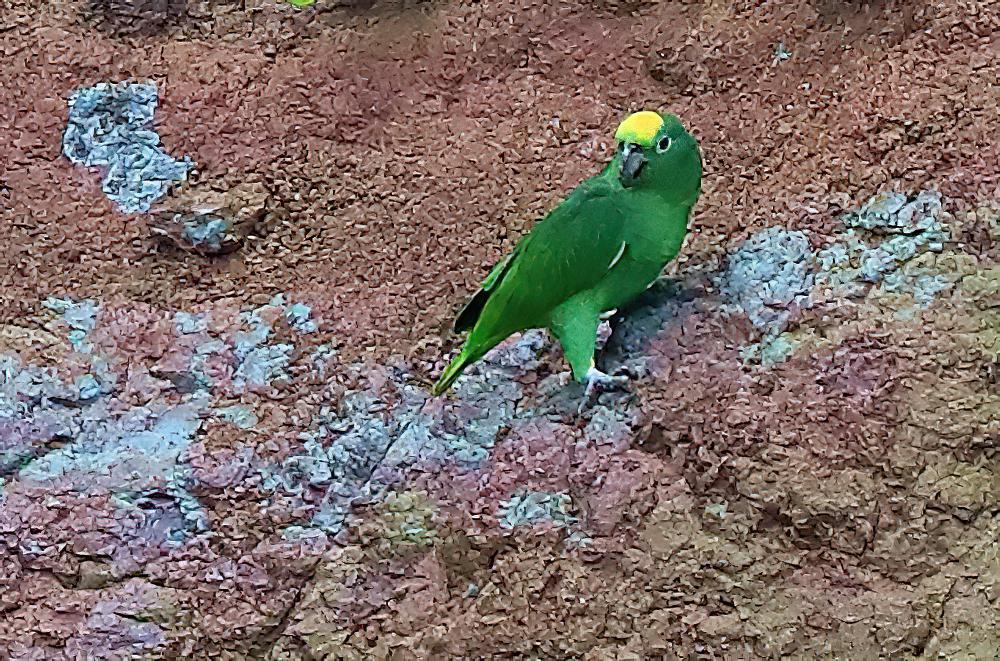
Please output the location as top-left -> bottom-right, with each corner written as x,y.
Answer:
1,0 -> 998,659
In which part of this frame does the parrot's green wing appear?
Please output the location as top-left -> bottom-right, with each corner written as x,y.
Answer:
453,241 -> 527,333
458,176 -> 629,342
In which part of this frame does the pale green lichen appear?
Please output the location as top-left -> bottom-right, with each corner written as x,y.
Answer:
230,295 -> 318,391
705,502 -> 728,519
370,490 -> 438,549
285,301 -> 318,334
18,402 -> 205,490
75,374 -> 101,400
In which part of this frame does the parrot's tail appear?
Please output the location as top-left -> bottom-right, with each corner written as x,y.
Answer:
432,349 -> 472,396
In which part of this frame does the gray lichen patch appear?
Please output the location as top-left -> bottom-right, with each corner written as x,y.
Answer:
816,190 -> 952,305
3,292 -> 329,547
284,301 -> 318,334
740,326 -> 830,368
497,490 -> 578,529
842,190 -> 945,235
230,294 -> 316,392
234,344 -> 294,392
261,332 -> 552,540
214,405 -> 258,430
17,401 -> 205,493
0,354 -> 74,420
61,81 -> 193,214
718,226 -> 816,336
43,297 -> 100,353
75,374 -> 101,400
447,330 -> 545,462
266,389 -> 404,538
172,311 -> 209,335
733,191 -> 958,368
600,277 -> 693,379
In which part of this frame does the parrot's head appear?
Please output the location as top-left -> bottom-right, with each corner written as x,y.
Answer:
612,110 -> 702,203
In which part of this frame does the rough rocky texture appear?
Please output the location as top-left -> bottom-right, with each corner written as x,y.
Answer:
147,178 -> 285,256
1,0 -> 998,658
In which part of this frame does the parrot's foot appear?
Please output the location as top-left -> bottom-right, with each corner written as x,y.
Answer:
578,367 -> 630,413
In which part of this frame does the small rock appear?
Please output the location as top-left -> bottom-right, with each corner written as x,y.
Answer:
75,374 -> 101,400
77,560 -> 115,589
148,179 -> 285,255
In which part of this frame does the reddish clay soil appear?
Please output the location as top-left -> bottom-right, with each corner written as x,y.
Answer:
4,1 -> 997,365
1,0 -> 998,658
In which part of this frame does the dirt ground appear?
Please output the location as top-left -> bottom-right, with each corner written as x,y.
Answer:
1,0 -> 998,658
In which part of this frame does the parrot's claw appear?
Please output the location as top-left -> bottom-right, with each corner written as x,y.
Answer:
555,370 -> 574,388
578,367 -> 630,413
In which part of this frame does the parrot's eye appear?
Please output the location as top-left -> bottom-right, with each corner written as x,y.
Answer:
656,136 -> 672,153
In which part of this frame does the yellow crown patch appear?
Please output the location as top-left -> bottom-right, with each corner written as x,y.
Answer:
614,111 -> 664,148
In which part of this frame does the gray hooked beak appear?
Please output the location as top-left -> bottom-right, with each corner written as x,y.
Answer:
620,142 -> 646,184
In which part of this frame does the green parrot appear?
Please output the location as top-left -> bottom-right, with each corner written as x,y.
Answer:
432,110 -> 702,401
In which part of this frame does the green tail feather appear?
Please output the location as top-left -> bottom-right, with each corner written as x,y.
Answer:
432,349 -> 472,396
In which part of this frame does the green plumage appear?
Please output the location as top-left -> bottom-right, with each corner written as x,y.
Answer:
433,111 -> 702,396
